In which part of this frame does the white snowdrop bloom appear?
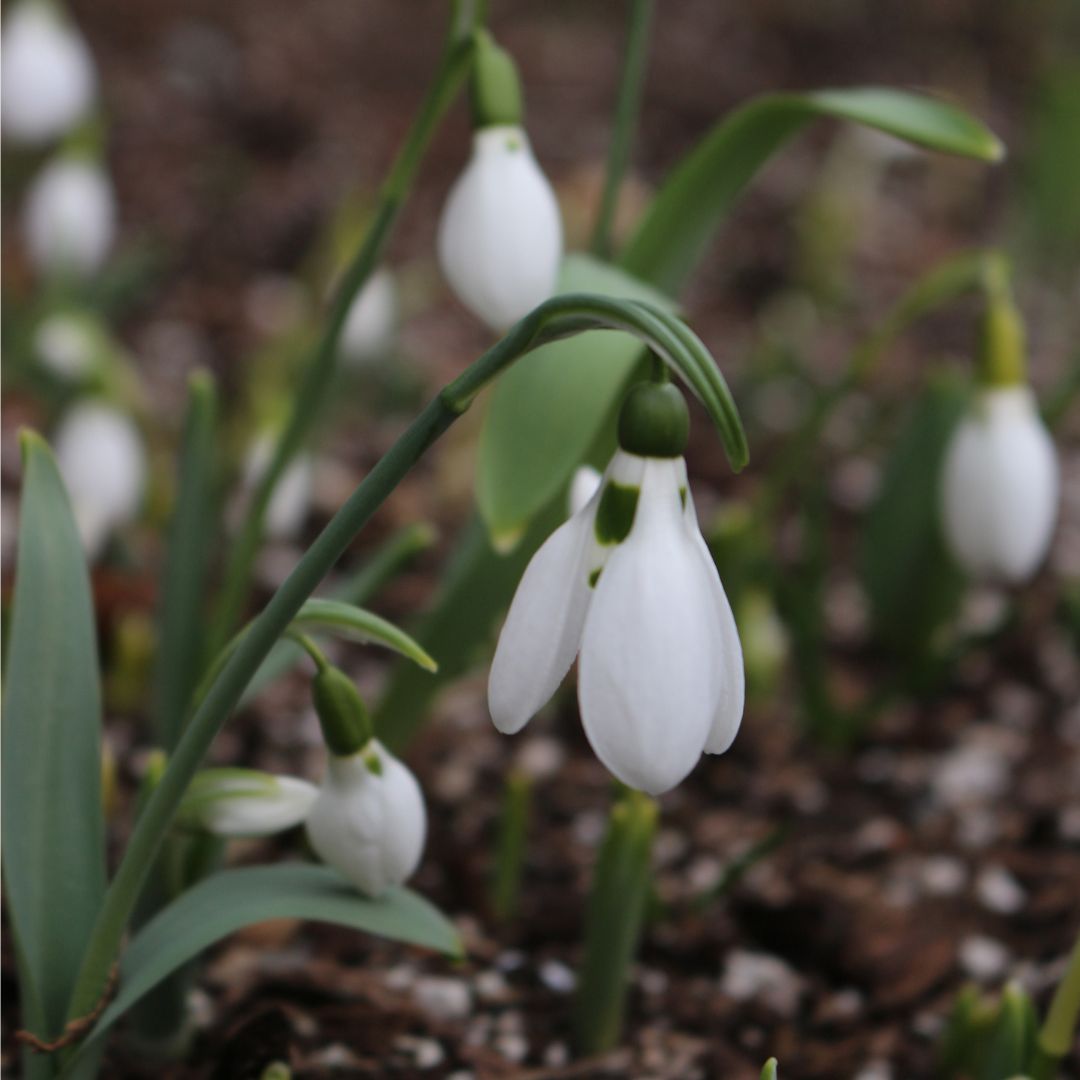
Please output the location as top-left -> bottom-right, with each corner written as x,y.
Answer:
185,770 -> 318,839
340,268 -> 397,368
243,435 -> 313,541
23,156 -> 116,277
568,465 -> 602,516
489,383 -> 745,795
1,0 -> 96,144
437,124 -> 563,332
34,311 -> 99,380
53,399 -> 145,559
940,386 -> 1058,583
305,741 -> 427,898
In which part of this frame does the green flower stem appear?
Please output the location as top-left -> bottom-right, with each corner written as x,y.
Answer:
205,10 -> 479,660
591,0 -> 654,259
62,292 -> 744,1041
573,790 -> 657,1054
490,770 -> 531,922
285,630 -> 330,674
1032,930 -> 1080,1078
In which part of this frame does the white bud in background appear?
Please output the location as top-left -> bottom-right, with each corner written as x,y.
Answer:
23,156 -> 116,277
438,125 -> 563,332
305,741 -> 427,898
340,268 -> 398,368
568,465 -> 602,517
1,0 -> 96,144
53,400 -> 145,559
940,386 -> 1059,583
34,311 -> 100,381
184,770 -> 318,839
242,435 -> 313,541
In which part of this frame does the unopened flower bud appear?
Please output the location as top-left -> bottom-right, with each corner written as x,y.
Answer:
305,741 -> 426,898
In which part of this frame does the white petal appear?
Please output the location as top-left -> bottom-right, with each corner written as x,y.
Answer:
305,743 -> 426,898
488,503 -> 596,735
53,400 -> 146,558
941,387 -> 1059,583
241,435 -> 313,541
34,312 -> 99,381
437,125 -> 563,332
1,2 -> 96,144
23,158 -> 115,277
340,268 -> 397,367
569,465 -> 603,517
578,459 -> 721,794
679,465 -> 745,753
196,774 -> 318,838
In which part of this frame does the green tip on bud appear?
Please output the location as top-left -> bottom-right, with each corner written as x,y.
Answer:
311,666 -> 374,758
977,257 -> 1026,388
470,30 -> 524,129
617,380 -> 690,458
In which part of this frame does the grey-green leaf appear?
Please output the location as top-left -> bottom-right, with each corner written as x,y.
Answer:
621,87 -> 1003,294
477,253 -> 675,545
860,376 -> 969,661
289,599 -> 438,672
2,432 -> 107,1038
70,863 -> 462,1066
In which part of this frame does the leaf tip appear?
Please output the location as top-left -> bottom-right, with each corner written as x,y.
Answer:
491,523 -> 527,555
18,427 -> 50,466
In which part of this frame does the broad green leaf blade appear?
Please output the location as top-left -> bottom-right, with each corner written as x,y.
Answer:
70,863 -> 461,1066
860,376 -> 968,662
2,433 -> 106,1038
290,599 -> 438,672
477,253 -> 676,543
621,87 -> 1003,294
155,371 -> 219,751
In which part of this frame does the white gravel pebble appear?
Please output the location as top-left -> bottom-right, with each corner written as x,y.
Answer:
414,976 -> 473,1021
975,865 -> 1026,915
539,959 -> 577,994
959,935 -> 1011,981
720,949 -> 805,1017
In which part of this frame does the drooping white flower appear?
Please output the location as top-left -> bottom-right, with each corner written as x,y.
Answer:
340,268 -> 398,368
241,435 -> 313,541
569,465 -> 602,516
940,386 -> 1059,583
305,741 -> 427,898
437,124 -> 563,332
183,769 -> 318,838
53,399 -> 145,559
489,384 -> 744,795
23,156 -> 116,277
1,0 -> 96,144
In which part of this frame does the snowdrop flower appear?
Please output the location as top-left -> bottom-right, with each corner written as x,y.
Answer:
340,268 -> 398,368
242,435 -> 313,541
34,310 -> 102,380
569,465 -> 602,516
53,399 -> 145,559
305,740 -> 426,898
1,0 -> 96,144
437,32 -> 562,332
23,156 -> 116,277
183,770 -> 318,838
941,385 -> 1058,583
489,381 -> 745,795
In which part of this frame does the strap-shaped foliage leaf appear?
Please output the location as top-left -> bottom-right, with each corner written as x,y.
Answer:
63,863 -> 461,1072
2,434 -> 107,1039
477,254 -> 675,545
621,87 -> 1003,294
860,376 -> 968,660
155,372 -> 219,751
